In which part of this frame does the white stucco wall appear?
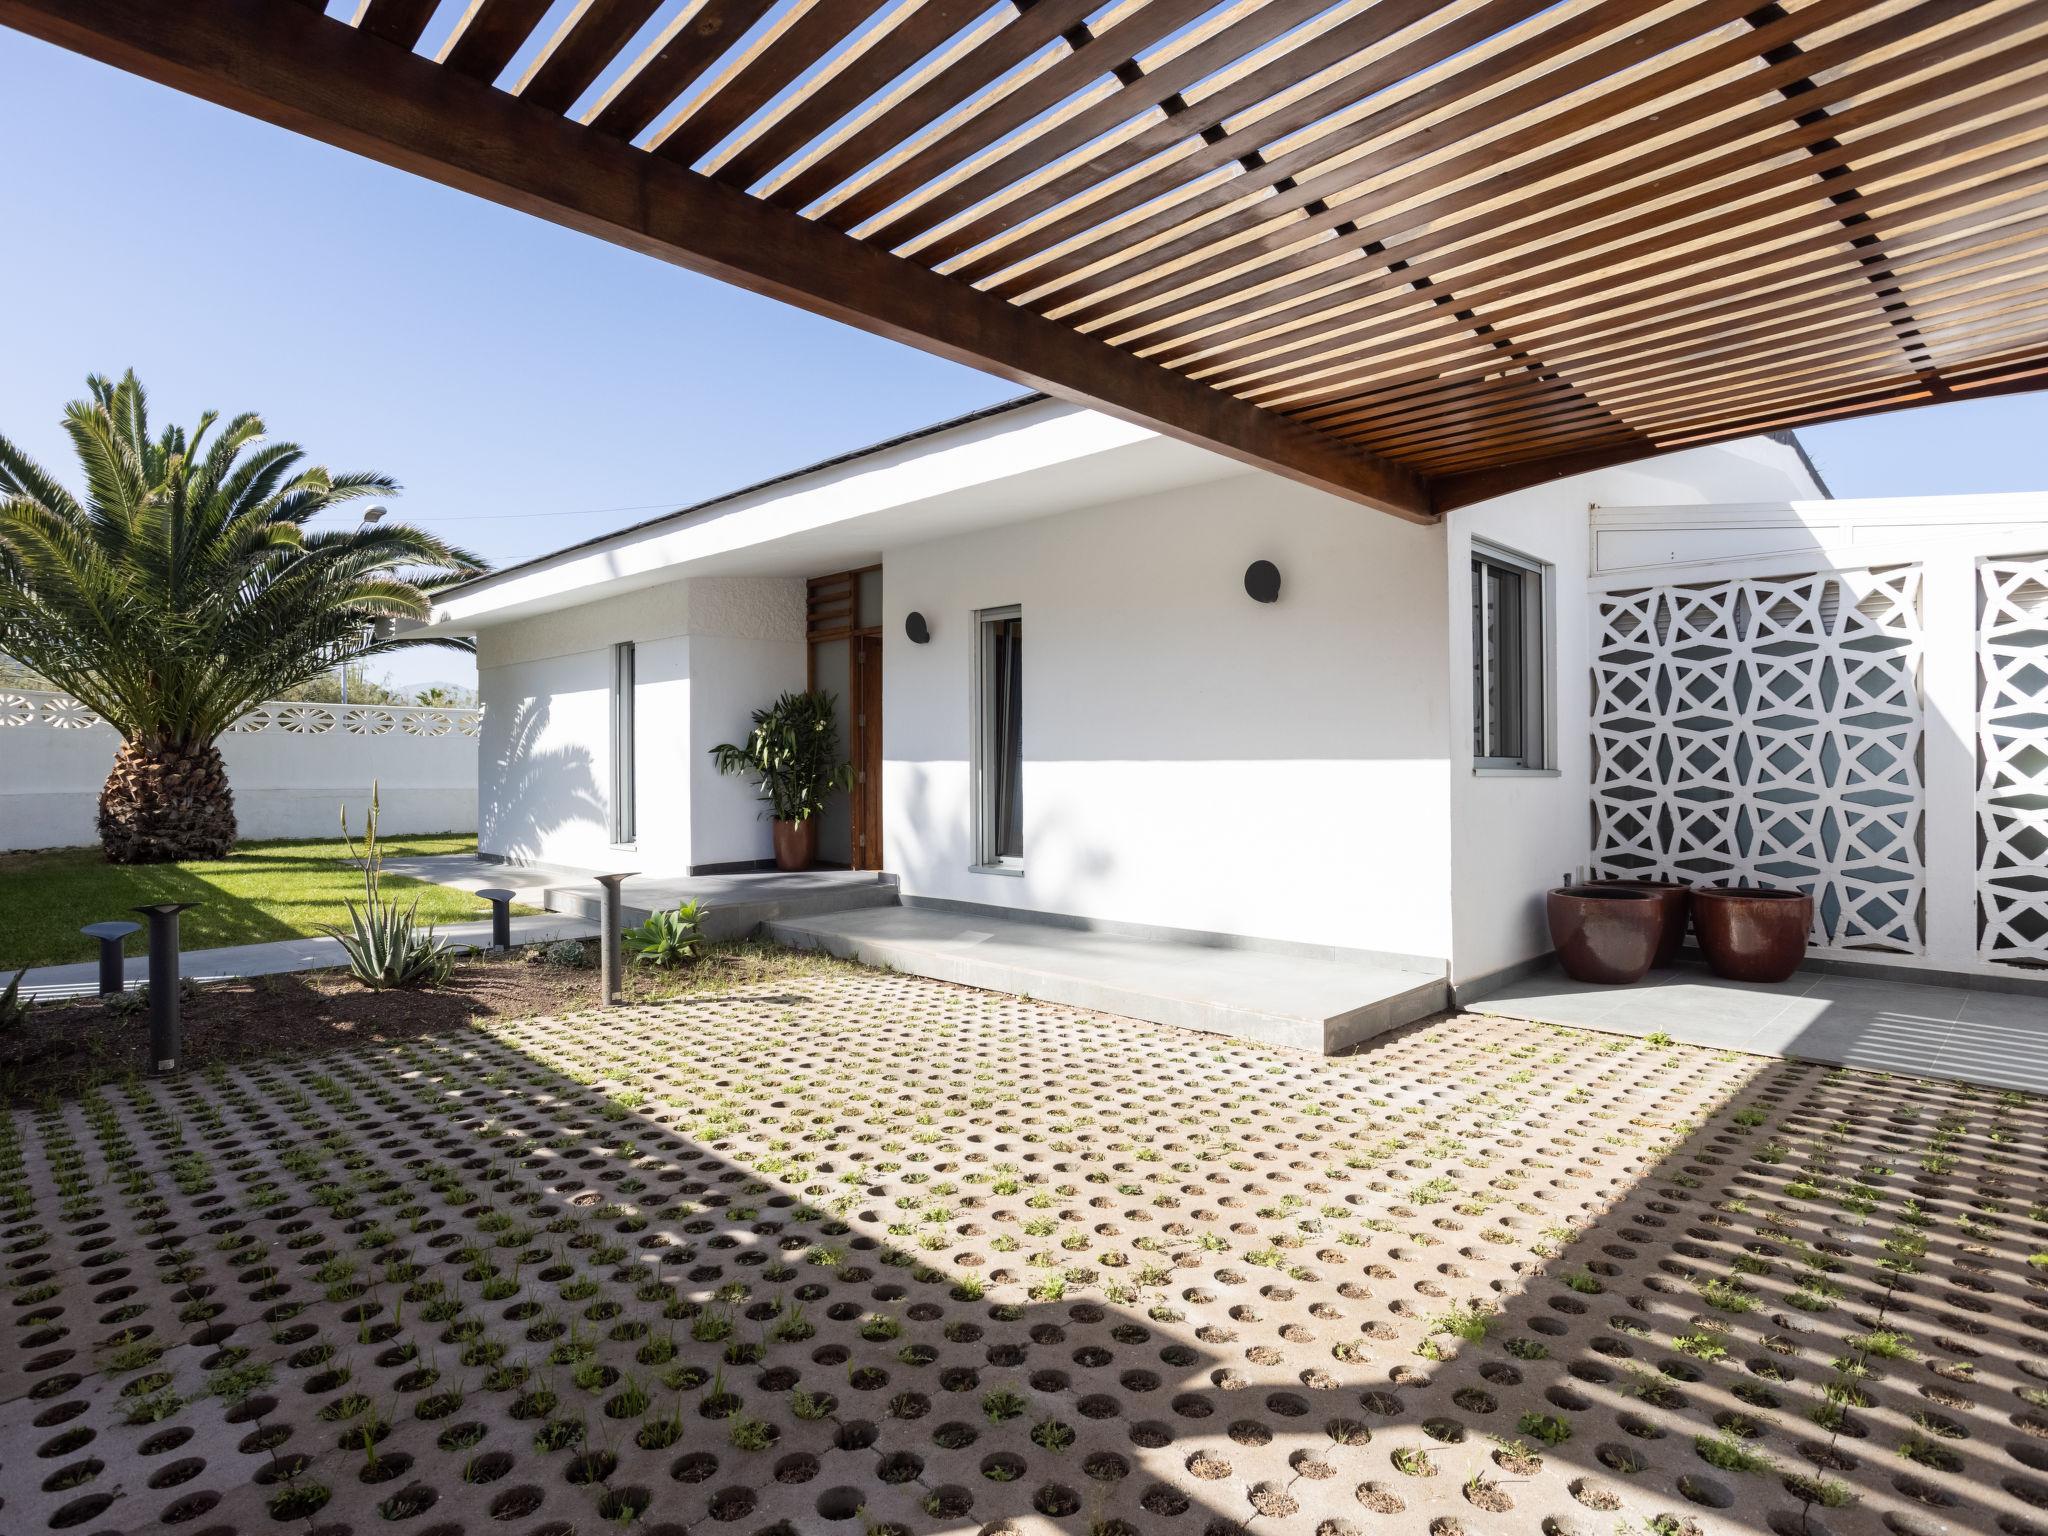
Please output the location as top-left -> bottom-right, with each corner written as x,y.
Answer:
474,575 -> 804,870
1445,436 -> 1826,987
457,407 -> 1821,973
1,696 -> 477,850
880,473 -> 1455,962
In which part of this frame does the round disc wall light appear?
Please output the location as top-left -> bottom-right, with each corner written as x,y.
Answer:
905,611 -> 931,644
1244,560 -> 1282,603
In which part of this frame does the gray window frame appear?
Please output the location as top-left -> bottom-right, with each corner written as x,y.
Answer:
609,640 -> 636,846
1471,542 -> 1552,772
972,605 -> 1024,873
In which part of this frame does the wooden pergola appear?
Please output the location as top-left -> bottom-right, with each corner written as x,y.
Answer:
10,0 -> 2048,521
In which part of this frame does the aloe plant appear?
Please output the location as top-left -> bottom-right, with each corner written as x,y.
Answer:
0,968 -> 25,1030
320,783 -> 453,989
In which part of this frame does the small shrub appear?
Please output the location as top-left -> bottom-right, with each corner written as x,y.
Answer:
0,967 -> 25,1029
981,1388 -> 1028,1423
1695,1432 -> 1772,1473
539,938 -> 593,969
1518,1413 -> 1571,1446
624,902 -> 705,969
1673,1332 -> 1727,1363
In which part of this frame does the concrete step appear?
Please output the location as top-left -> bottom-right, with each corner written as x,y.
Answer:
542,871 -> 899,941
768,905 -> 1448,1054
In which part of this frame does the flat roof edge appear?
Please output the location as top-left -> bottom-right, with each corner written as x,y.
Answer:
440,391 -> 1049,605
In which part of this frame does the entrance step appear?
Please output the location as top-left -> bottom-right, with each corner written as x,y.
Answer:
541,870 -> 898,940
767,906 -> 1448,1054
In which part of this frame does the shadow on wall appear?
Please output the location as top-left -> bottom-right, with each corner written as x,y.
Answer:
887,760 -> 1118,913
480,695 -> 605,863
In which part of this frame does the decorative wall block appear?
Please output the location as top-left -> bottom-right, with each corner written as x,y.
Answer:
1591,566 -> 1924,952
0,691 -> 105,729
1977,555 -> 2048,965
0,689 -> 481,739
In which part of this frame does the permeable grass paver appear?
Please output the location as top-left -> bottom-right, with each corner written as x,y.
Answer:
0,834 -> 507,969
1,969 -> 2043,1536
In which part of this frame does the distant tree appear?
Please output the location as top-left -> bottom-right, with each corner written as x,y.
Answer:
0,371 -> 483,862
279,666 -> 407,706
411,683 -> 475,709
0,652 -> 48,689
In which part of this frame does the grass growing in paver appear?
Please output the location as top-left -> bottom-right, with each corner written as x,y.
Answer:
0,833 -> 512,969
1,971 -> 2043,1536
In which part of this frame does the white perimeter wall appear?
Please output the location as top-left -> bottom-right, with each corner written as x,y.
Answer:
1444,435 -> 1827,987
0,697 -> 478,850
881,473 -> 1455,962
475,575 -> 804,870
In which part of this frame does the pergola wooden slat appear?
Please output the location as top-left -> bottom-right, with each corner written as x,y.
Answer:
8,0 -> 2048,518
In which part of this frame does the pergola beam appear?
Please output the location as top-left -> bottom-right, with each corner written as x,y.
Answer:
0,0 -> 1432,522
1430,352 -> 2048,510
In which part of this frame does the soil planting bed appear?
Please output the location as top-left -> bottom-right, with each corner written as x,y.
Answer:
0,942 -> 840,1105
0,966 -> 2042,1535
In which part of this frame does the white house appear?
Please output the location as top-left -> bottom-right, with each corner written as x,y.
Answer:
438,395 -> 2038,1020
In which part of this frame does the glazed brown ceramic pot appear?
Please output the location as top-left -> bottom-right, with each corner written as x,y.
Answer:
1547,886 -> 1661,985
771,818 -> 817,872
1691,885 -> 1812,983
1585,878 -> 1691,968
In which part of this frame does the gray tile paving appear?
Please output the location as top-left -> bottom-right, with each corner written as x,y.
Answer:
767,904 -> 1448,1053
1469,960 -> 2048,1091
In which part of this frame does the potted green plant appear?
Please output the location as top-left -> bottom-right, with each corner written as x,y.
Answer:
708,690 -> 853,871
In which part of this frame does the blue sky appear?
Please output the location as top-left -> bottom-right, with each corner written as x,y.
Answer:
4,26 -> 2045,691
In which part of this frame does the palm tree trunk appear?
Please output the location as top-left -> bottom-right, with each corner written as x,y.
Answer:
98,737 -> 238,863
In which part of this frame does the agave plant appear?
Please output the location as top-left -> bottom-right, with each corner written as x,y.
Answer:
321,783 -> 454,989
0,371 -> 483,862
623,901 -> 705,969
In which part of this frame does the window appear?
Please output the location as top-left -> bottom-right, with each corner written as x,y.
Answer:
1471,544 -> 1549,770
609,641 -> 636,844
974,606 -> 1023,868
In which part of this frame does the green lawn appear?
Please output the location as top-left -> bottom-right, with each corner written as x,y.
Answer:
0,834 -> 510,970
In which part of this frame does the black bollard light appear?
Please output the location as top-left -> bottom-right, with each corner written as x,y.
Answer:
594,874 -> 634,1006
476,887 -> 516,952
133,903 -> 197,1074
81,920 -> 140,997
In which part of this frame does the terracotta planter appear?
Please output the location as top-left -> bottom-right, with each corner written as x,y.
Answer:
771,818 -> 817,872
1546,886 -> 1661,985
1691,885 -> 1812,983
1585,878 -> 1691,968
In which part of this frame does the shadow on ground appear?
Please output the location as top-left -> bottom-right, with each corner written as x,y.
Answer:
0,969 -> 2043,1536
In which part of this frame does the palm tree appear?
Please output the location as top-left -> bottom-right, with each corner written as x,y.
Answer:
0,371 -> 483,862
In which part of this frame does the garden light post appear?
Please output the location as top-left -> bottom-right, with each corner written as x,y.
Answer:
476,887 -> 516,952
132,902 -> 197,1074
80,920 -> 139,997
595,874 -> 634,1006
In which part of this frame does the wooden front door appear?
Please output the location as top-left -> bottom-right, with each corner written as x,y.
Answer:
852,633 -> 883,870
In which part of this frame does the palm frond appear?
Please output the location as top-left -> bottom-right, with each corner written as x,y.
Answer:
0,369 -> 488,744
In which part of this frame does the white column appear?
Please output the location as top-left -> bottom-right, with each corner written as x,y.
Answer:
1918,548 -> 1978,970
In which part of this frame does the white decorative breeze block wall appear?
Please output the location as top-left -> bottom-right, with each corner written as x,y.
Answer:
0,691 -> 480,850
1977,555 -> 2048,965
1591,567 -> 1925,953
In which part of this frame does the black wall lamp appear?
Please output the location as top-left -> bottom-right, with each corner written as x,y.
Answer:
1244,560 -> 1282,604
905,611 -> 931,644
